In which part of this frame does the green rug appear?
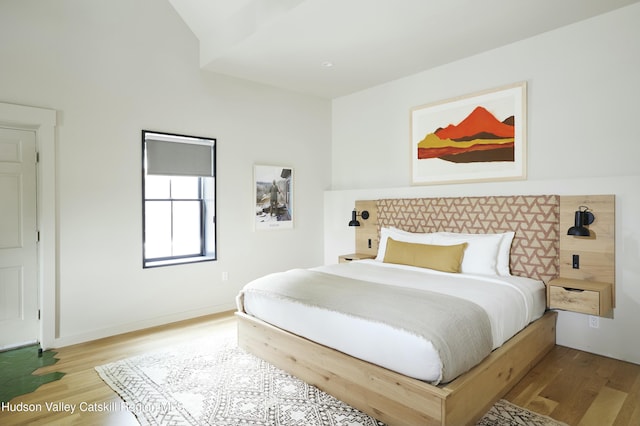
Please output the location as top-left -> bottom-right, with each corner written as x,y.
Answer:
0,345 -> 65,403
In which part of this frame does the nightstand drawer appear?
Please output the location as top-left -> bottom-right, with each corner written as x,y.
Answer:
547,277 -> 612,316
548,286 -> 600,315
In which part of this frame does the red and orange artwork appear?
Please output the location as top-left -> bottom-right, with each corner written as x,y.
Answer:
417,106 -> 514,163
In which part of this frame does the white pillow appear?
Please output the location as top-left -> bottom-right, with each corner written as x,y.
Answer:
496,232 -> 515,276
430,232 -> 507,276
375,227 -> 435,262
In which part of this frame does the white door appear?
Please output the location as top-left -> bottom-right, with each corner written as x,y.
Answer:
0,127 -> 39,350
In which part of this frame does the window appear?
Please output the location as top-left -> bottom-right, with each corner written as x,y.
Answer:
142,130 -> 216,267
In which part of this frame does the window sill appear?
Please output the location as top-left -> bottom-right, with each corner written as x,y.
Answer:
144,255 -> 215,268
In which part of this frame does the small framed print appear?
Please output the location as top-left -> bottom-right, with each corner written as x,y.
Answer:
254,165 -> 293,230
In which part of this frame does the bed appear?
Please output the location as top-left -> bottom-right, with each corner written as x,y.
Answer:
236,195 -> 561,425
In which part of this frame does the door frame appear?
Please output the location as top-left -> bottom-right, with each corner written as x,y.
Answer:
0,102 -> 56,349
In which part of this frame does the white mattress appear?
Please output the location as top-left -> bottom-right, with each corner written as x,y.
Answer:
241,259 -> 546,382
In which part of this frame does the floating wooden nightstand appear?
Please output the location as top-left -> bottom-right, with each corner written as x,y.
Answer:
547,277 -> 613,317
338,253 -> 375,264
558,195 -> 616,316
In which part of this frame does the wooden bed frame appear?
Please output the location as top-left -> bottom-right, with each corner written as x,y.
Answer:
236,195 -> 575,425
237,310 -> 556,425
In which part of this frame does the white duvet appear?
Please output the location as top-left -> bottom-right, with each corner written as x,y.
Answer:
240,259 -> 546,382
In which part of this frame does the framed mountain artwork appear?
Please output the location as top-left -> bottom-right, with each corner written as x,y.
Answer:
410,82 -> 527,185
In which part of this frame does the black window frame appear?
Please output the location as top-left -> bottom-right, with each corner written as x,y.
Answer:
142,130 -> 217,268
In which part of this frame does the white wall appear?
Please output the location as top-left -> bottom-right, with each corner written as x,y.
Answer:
327,4 -> 640,364
0,0 -> 331,347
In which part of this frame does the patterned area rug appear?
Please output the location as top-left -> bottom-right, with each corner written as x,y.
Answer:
96,338 -> 566,425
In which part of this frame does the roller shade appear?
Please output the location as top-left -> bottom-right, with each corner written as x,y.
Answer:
145,138 -> 214,177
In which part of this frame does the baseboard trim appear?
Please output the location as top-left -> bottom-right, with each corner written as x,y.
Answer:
47,304 -> 235,349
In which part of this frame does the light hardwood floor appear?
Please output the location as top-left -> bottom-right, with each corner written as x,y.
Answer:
504,344 -> 640,426
1,311 -> 638,425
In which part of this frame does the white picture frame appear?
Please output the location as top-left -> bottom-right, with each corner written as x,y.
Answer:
411,82 -> 527,185
253,164 -> 293,230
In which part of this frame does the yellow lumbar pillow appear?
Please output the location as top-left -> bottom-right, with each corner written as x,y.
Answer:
383,237 -> 467,273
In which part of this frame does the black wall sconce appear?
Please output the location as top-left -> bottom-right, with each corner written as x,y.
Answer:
567,206 -> 595,236
348,209 -> 369,227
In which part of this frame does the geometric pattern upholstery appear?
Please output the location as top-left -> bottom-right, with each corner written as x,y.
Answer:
376,195 -> 559,283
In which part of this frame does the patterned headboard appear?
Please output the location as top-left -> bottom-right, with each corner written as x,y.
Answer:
356,195 -> 560,283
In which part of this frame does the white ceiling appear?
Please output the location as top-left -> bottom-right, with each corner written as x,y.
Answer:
168,0 -> 639,99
